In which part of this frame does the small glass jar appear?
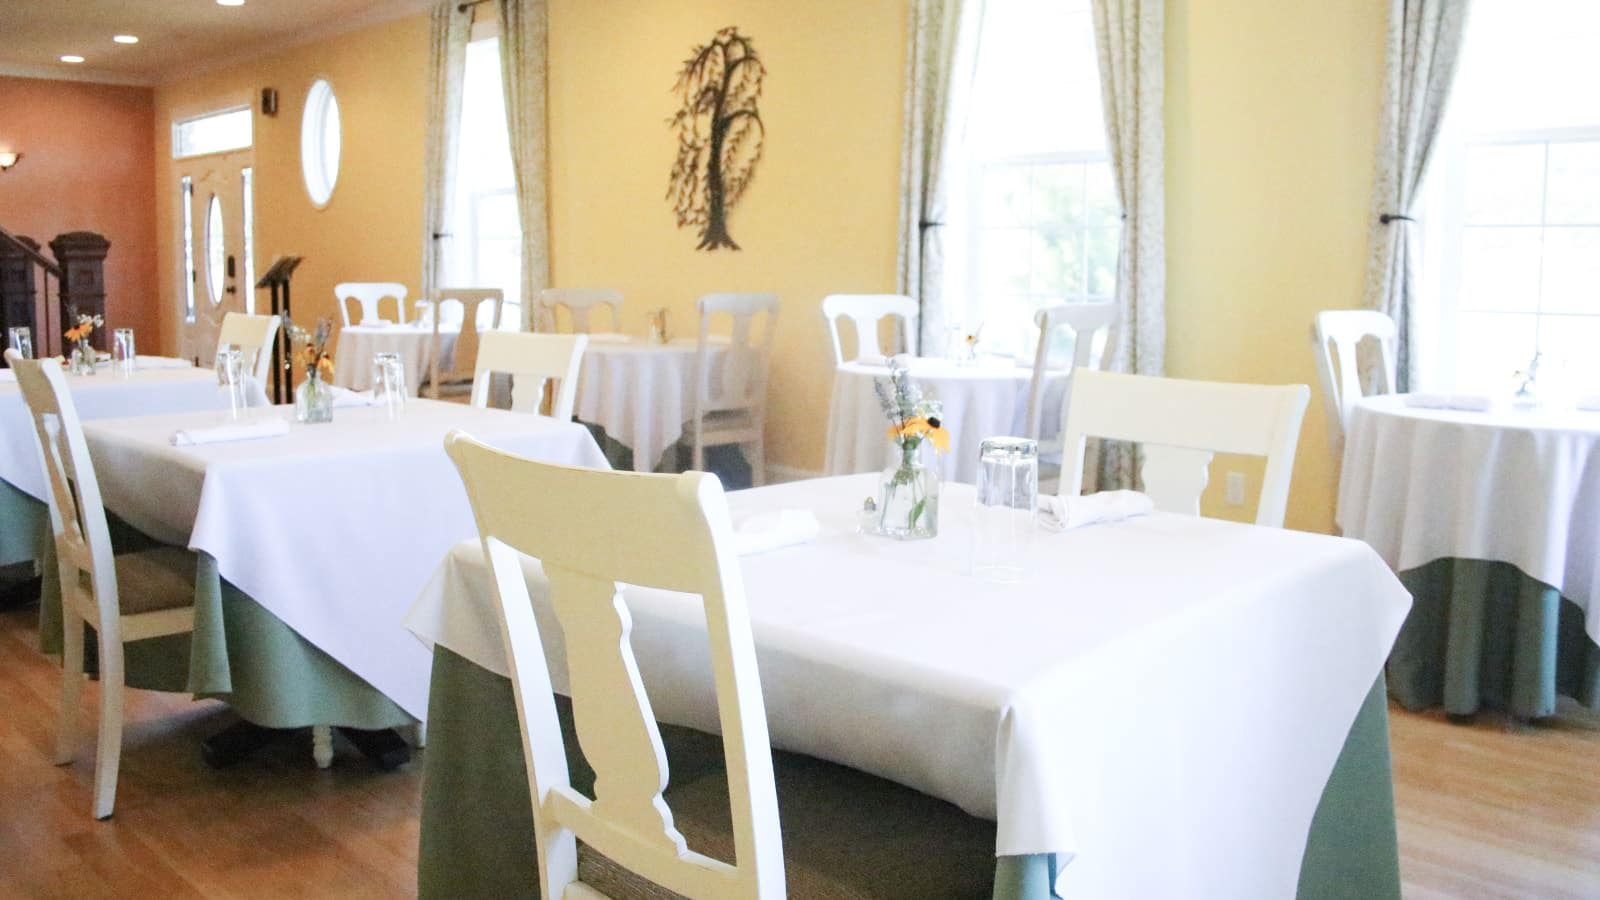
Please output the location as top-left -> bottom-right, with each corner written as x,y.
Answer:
7,326 -> 33,360
871,439 -> 940,540
296,373 -> 335,424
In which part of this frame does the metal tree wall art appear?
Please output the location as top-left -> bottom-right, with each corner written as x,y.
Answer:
667,26 -> 766,251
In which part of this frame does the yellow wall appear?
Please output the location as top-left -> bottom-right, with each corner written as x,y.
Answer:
547,0 -> 908,473
1166,0 -> 1386,531
153,14 -> 430,355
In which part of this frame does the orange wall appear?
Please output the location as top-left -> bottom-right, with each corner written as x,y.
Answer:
0,76 -> 160,346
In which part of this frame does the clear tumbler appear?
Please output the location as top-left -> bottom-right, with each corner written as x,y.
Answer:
972,436 -> 1038,582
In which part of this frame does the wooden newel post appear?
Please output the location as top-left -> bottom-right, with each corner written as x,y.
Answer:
49,231 -> 111,350
0,234 -> 41,350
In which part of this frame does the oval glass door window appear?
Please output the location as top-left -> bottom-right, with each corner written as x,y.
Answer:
206,194 -> 225,305
301,79 -> 341,207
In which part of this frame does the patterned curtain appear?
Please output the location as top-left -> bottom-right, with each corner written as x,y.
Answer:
421,2 -> 471,309
1091,0 -> 1165,487
896,0 -> 985,353
498,0 -> 551,332
1362,0 -> 1471,390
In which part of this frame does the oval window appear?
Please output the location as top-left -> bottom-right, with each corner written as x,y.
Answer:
300,78 -> 341,207
205,194 -> 225,305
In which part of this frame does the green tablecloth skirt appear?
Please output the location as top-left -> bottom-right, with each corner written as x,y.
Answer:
1389,559 -> 1600,719
1,478 -> 47,568
15,487 -> 413,731
419,646 -> 1401,900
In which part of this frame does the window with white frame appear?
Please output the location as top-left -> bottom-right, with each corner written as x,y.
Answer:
1416,0 -> 1600,395
944,0 -> 1117,361
446,35 -> 522,325
172,107 -> 252,159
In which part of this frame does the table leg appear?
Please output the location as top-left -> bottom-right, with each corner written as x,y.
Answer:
312,725 -> 334,769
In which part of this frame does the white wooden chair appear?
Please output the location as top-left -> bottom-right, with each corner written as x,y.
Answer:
690,293 -> 778,485
7,350 -> 197,820
470,331 -> 588,419
536,288 -> 623,334
429,287 -> 506,399
821,294 -> 918,365
1025,301 -> 1118,452
444,433 -> 786,898
335,282 -> 409,327
216,312 -> 281,385
1059,370 -> 1311,528
1312,310 -> 1397,455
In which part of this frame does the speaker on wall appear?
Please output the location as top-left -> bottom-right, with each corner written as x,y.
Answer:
261,88 -> 279,117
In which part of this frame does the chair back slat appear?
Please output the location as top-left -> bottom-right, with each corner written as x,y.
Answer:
432,287 -> 506,390
695,293 -> 778,416
1060,370 -> 1311,528
5,351 -> 120,635
537,288 -> 623,334
216,312 -> 282,384
1311,310 -> 1397,453
1026,301 -> 1118,441
820,294 -> 918,365
335,282 -> 409,327
470,331 -> 587,418
445,434 -> 785,898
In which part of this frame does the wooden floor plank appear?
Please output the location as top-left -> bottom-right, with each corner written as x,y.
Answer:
0,601 -> 1596,897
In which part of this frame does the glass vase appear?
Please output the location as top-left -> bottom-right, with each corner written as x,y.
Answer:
872,439 -> 939,540
71,338 -> 97,375
295,374 -> 335,424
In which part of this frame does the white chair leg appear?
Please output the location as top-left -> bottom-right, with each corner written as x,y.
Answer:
312,725 -> 334,769
56,603 -> 84,766
92,632 -> 125,820
692,426 -> 706,474
409,721 -> 427,749
749,436 -> 766,487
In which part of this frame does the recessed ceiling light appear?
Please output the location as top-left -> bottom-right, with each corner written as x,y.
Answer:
113,35 -> 139,45
217,0 -> 245,6
60,55 -> 85,64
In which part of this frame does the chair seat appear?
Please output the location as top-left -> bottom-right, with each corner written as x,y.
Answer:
575,729 -> 996,898
694,408 -> 759,434
111,547 -> 197,615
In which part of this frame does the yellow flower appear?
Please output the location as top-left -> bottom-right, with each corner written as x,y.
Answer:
316,357 -> 335,378
64,326 -> 82,341
887,416 -> 951,453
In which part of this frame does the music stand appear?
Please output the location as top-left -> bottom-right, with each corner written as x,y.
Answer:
255,256 -> 303,404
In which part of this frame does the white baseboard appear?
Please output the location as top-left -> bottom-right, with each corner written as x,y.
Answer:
766,463 -> 823,484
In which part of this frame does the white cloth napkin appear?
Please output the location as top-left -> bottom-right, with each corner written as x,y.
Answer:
733,509 -> 822,556
584,332 -> 633,344
854,353 -> 890,367
1037,491 -> 1155,532
1404,392 -> 1492,412
170,419 -> 290,447
329,385 -> 379,408
360,318 -> 396,328
135,355 -> 195,370
1577,395 -> 1600,412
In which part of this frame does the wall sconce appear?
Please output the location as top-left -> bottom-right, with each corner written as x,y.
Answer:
0,152 -> 20,173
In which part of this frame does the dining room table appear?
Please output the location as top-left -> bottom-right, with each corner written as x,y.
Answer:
333,322 -> 459,395
825,356 -> 1069,484
1337,393 -> 1600,719
31,399 -> 608,736
573,334 -> 730,473
406,473 -> 1413,899
0,357 -> 243,569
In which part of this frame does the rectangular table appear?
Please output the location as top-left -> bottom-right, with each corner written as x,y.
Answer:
77,400 -> 608,719
407,474 -> 1413,897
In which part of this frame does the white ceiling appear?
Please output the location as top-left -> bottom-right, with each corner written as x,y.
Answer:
0,0 -> 434,86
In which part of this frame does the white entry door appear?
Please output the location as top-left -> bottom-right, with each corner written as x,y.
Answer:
176,149 -> 254,364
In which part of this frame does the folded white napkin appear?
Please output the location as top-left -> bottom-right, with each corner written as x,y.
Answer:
1404,392 -> 1491,412
584,332 -> 633,344
360,318 -> 396,327
170,419 -> 290,447
328,385 -> 379,408
1037,491 -> 1155,532
854,353 -> 890,367
1577,395 -> 1600,412
135,355 -> 195,370
733,509 -> 821,556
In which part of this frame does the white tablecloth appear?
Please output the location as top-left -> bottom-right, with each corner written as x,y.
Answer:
1337,393 -> 1600,644
334,324 -> 459,394
824,357 -> 1067,484
573,338 -> 728,472
407,474 -> 1410,897
0,364 -> 231,502
80,400 -> 608,718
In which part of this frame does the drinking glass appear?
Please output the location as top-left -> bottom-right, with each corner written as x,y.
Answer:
7,326 -> 32,360
215,346 -> 248,420
371,351 -> 407,420
113,328 -> 137,377
972,436 -> 1038,583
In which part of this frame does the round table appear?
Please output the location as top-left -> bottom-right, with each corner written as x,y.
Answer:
824,356 -> 1067,485
574,336 -> 728,473
1337,394 -> 1600,716
333,324 -> 459,395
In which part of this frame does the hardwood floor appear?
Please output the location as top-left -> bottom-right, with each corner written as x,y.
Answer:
1,600 -> 1596,899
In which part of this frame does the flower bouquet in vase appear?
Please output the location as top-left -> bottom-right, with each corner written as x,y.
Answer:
867,360 -> 949,539
291,318 -> 337,423
65,311 -> 104,375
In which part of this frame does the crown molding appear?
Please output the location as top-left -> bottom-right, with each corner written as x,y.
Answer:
154,0 -> 437,86
0,63 -> 155,88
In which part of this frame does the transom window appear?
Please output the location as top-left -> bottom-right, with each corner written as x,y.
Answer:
172,107 -> 252,159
